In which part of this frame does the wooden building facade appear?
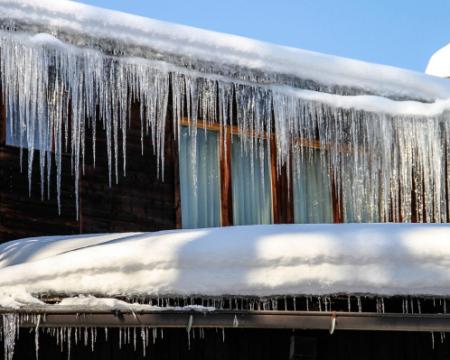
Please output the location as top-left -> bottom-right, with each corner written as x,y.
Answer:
1,1 -> 450,359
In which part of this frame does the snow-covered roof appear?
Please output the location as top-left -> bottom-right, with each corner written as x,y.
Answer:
426,43 -> 450,78
1,0 -> 450,101
1,224 -> 450,309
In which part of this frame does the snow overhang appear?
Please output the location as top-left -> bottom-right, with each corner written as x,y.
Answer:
1,0 -> 450,101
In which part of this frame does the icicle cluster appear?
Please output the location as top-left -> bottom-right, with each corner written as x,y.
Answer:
1,314 -> 19,360
2,294 -> 450,359
1,30 -> 449,222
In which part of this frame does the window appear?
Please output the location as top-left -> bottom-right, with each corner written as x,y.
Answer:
292,149 -> 333,223
231,136 -> 273,225
179,126 -> 221,228
178,119 -> 337,228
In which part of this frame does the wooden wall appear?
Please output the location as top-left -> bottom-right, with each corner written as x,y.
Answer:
6,328 -> 450,360
0,101 -> 178,242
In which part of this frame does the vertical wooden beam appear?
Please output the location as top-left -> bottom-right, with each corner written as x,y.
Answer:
282,160 -> 294,224
0,87 -> 6,146
173,135 -> 182,229
220,129 -> 233,226
331,173 -> 343,223
270,139 -> 280,223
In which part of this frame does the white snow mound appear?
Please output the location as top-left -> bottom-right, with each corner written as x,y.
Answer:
1,224 -> 450,308
426,43 -> 450,78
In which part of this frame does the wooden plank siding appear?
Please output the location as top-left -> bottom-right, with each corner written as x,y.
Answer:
0,100 -> 178,242
79,101 -> 177,234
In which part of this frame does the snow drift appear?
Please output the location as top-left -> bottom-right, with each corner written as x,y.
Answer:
1,224 -> 450,308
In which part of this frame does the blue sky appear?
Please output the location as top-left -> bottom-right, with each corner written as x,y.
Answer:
77,0 -> 449,73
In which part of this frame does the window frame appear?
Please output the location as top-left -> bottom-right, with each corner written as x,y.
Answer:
0,97 -> 6,147
176,117 -> 342,228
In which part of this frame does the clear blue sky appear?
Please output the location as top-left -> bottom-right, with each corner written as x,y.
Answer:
77,0 -> 449,73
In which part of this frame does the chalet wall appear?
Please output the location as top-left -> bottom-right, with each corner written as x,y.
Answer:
0,146 -> 79,240
79,102 -> 177,234
0,102 -> 178,242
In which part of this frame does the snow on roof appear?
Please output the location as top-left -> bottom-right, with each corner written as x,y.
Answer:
426,43 -> 450,78
1,224 -> 450,309
1,0 -> 450,101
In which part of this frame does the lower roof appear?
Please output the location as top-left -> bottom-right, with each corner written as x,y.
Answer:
1,223 -> 450,310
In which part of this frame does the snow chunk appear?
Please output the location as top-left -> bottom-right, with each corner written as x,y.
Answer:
1,224 -> 450,303
0,289 -> 44,309
426,43 -> 450,78
29,33 -> 67,48
56,295 -> 215,312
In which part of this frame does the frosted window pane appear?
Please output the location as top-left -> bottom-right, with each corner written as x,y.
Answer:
231,137 -> 273,225
293,150 -> 333,223
179,127 -> 221,229
341,157 -> 377,223
5,108 -> 49,151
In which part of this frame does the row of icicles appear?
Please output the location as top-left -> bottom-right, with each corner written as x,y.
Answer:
1,30 -> 449,222
3,292 -> 450,360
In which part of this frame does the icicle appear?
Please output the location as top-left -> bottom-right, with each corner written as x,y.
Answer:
2,314 -> 18,360
141,328 -> 146,358
431,332 -> 435,350
186,315 -> 193,350
34,314 -> 40,360
357,297 -> 362,313
222,328 -> 225,343
233,315 -> 239,328
59,328 -> 65,352
83,327 -> 88,347
67,328 -> 72,360
90,327 -> 95,352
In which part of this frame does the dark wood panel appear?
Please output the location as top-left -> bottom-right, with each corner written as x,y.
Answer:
0,100 -> 178,242
79,102 -> 177,234
0,146 -> 79,242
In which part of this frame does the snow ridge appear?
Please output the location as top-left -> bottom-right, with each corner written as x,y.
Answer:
1,224 -> 450,305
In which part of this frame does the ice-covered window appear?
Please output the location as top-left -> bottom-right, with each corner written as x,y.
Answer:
178,120 -> 335,228
292,149 -> 333,223
231,137 -> 273,225
179,126 -> 222,229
